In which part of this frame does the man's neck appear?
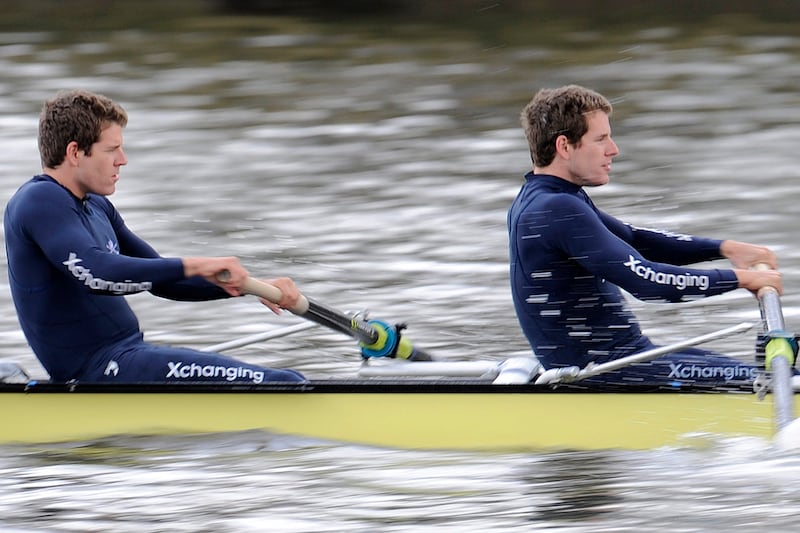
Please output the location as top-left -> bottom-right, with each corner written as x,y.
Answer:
43,167 -> 83,199
533,165 -> 576,185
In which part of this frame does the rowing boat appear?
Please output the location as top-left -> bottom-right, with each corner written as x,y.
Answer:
2,358 -> 799,451
2,276 -> 797,451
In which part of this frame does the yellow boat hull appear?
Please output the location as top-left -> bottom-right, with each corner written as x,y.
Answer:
1,382 -> 792,450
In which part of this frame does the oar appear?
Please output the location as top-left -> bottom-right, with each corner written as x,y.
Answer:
753,263 -> 797,437
225,275 -> 434,361
535,321 -> 754,385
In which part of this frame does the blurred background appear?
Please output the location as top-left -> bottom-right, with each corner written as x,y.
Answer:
2,1 -> 800,531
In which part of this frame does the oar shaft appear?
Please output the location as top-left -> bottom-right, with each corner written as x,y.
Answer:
755,262 -> 785,331
305,298 -> 379,345
240,278 -> 377,344
754,263 -> 795,432
758,287 -> 785,332
772,356 -> 795,430
237,277 -> 432,360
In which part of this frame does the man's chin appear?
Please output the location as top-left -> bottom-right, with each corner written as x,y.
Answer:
582,176 -> 609,187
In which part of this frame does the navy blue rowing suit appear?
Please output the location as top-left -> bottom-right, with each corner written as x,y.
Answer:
4,174 -> 304,383
508,172 -> 758,387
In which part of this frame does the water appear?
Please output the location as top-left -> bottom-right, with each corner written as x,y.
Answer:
2,6 -> 800,531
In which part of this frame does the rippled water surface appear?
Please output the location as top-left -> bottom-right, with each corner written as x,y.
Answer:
2,5 -> 800,531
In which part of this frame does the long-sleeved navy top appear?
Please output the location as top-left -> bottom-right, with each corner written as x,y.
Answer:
508,173 -> 739,370
4,174 -> 229,381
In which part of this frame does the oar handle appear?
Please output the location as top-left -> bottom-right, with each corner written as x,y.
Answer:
240,277 -> 311,315
215,270 -> 310,314
754,262 -> 778,294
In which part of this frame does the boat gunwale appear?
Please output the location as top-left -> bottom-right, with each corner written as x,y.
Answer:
0,379 -> 759,395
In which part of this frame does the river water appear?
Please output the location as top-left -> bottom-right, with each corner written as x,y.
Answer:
2,6 -> 800,532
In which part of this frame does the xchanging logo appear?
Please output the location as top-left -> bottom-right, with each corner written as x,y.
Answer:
63,252 -> 152,294
623,255 -> 709,291
166,362 -> 265,383
668,362 -> 758,381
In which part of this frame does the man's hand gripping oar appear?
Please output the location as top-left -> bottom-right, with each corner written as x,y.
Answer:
217,272 -> 434,361
751,264 -> 797,378
751,263 -> 800,445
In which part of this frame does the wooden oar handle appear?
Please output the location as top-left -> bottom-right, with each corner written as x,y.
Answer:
216,271 -> 310,314
241,277 -> 311,315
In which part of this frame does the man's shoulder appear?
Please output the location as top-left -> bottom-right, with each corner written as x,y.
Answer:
9,176 -> 64,203
518,183 -> 591,214
5,176 -> 84,226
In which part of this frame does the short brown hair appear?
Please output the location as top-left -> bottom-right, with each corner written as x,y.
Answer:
38,89 -> 128,168
520,85 -> 612,167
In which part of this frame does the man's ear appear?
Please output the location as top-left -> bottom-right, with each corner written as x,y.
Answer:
64,141 -> 81,165
554,135 -> 570,159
